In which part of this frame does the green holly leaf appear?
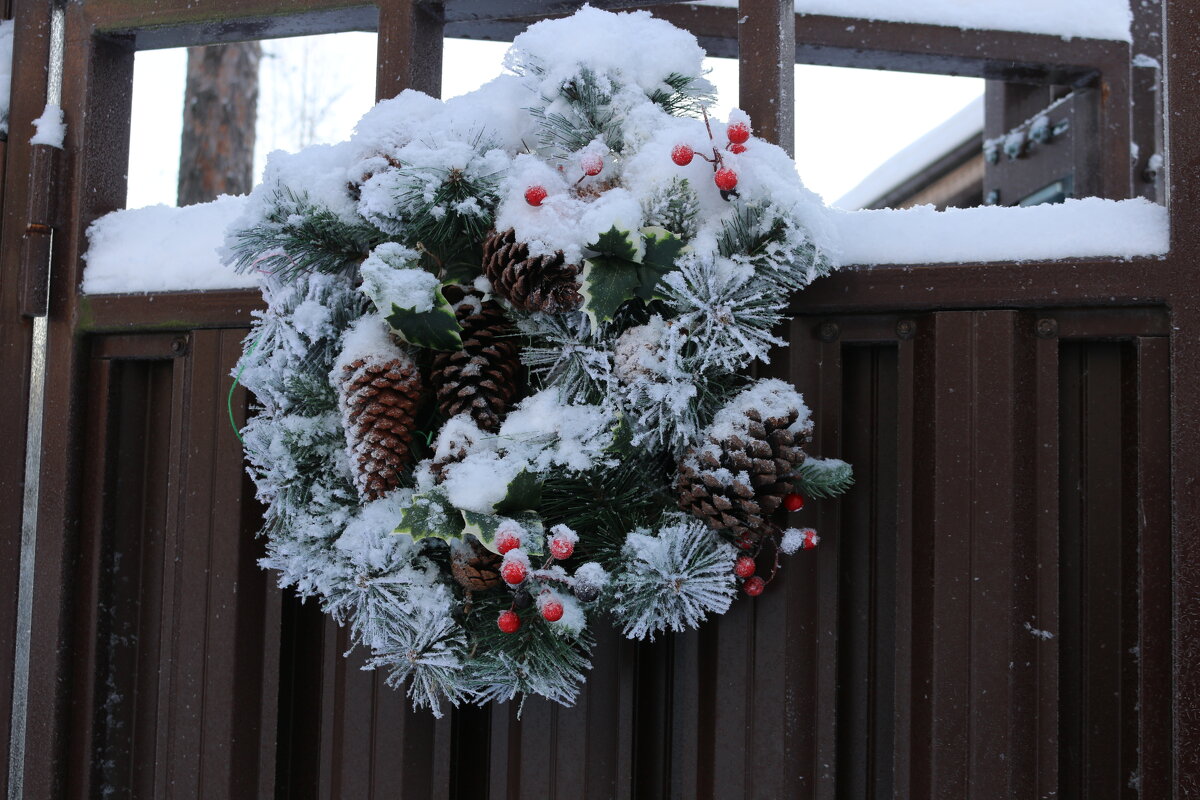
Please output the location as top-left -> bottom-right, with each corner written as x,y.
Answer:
382,284 -> 463,352
640,226 -> 686,271
590,224 -> 644,261
493,468 -> 543,515
579,226 -> 684,325
394,488 -> 465,543
461,510 -> 546,556
579,255 -> 648,326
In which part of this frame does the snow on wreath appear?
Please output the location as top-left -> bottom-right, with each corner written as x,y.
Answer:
227,6 -> 852,716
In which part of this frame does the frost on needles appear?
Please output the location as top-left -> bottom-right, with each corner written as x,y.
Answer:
226,6 -> 851,717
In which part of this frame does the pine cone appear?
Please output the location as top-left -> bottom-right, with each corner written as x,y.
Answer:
338,352 -> 423,501
676,406 -> 809,540
451,538 -> 504,592
430,285 -> 521,431
482,228 -> 583,313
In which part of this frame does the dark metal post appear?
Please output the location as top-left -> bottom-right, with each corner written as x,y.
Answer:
737,0 -> 794,154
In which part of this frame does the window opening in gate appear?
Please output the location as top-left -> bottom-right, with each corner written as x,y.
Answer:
126,31 -> 377,210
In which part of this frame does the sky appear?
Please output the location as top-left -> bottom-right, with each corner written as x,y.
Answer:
127,31 -> 983,210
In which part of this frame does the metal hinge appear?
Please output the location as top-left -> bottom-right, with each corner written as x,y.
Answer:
18,143 -> 59,317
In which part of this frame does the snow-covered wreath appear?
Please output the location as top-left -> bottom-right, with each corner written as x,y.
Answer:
229,7 -> 852,715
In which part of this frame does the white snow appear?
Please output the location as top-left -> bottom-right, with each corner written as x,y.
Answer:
697,0 -> 1132,42
835,96 -> 983,211
505,6 -> 711,99
30,103 -> 65,148
84,194 -> 1171,294
359,242 -> 438,313
0,20 -> 13,137
832,197 -> 1169,266
82,194 -> 256,294
708,379 -> 813,441
780,527 -> 818,555
331,314 -> 406,376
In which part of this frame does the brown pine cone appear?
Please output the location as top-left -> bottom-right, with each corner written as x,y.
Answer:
676,406 -> 809,540
451,538 -> 504,592
430,285 -> 521,431
482,228 -> 583,314
338,352 -> 423,501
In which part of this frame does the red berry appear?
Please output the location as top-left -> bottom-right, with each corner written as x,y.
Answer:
783,493 -> 805,512
744,576 -> 765,596
714,168 -> 738,191
671,144 -> 694,166
496,531 -> 521,554
803,529 -> 820,550
734,556 -> 756,578
524,185 -> 547,206
541,600 -> 564,622
728,142 -> 747,154
736,532 -> 755,550
581,153 -> 604,176
550,537 -> 575,560
501,559 -> 527,585
497,610 -> 521,633
727,121 -> 751,144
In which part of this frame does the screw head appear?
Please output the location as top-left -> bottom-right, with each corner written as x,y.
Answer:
817,321 -> 840,343
896,319 -> 916,340
1035,318 -> 1059,339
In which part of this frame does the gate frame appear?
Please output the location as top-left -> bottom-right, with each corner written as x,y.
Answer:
1,0 -> 1194,796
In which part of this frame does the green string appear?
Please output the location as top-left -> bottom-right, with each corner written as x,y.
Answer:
228,335 -> 261,443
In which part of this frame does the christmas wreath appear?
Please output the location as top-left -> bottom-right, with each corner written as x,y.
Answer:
228,7 -> 852,715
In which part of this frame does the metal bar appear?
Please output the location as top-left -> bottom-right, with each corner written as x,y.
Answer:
891,330 -> 917,799
15,9 -> 135,795
795,259 -> 1180,316
1032,326 -> 1060,800
1134,336 -> 1171,799
739,0 -> 795,154
443,3 -> 1127,84
8,3 -> 63,797
377,0 -> 443,101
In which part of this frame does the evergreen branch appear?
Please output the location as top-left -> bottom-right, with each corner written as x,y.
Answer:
609,517 -> 737,641
229,187 -> 386,281
792,457 -> 854,499
463,594 -> 594,712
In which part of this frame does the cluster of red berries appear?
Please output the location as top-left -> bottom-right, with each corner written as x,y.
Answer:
736,492 -> 813,597
495,529 -> 579,633
524,153 -> 606,207
670,118 -> 751,195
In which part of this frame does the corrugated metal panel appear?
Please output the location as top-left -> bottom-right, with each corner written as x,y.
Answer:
67,307 -> 1173,798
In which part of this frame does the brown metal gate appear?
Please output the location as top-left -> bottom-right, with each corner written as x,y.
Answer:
1,1 -> 1197,798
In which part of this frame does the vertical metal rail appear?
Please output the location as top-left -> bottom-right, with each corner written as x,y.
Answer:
7,4 -> 64,798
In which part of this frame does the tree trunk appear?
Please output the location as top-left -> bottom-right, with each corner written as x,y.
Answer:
177,42 -> 261,206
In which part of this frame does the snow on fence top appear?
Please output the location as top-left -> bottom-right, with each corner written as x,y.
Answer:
82,195 -> 257,294
697,0 -> 1132,42
834,198 -> 1168,266
81,195 -> 1168,294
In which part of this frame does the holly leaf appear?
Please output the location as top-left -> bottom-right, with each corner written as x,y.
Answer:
579,255 -> 649,326
493,468 -> 543,515
640,226 -> 686,271
383,284 -> 463,352
589,224 -> 644,261
461,510 -> 546,556
394,488 -> 465,543
579,226 -> 685,325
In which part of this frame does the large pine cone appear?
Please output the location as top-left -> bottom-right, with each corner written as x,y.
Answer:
451,538 -> 504,592
431,285 -> 521,431
338,353 -> 422,501
676,407 -> 809,539
482,228 -> 583,314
